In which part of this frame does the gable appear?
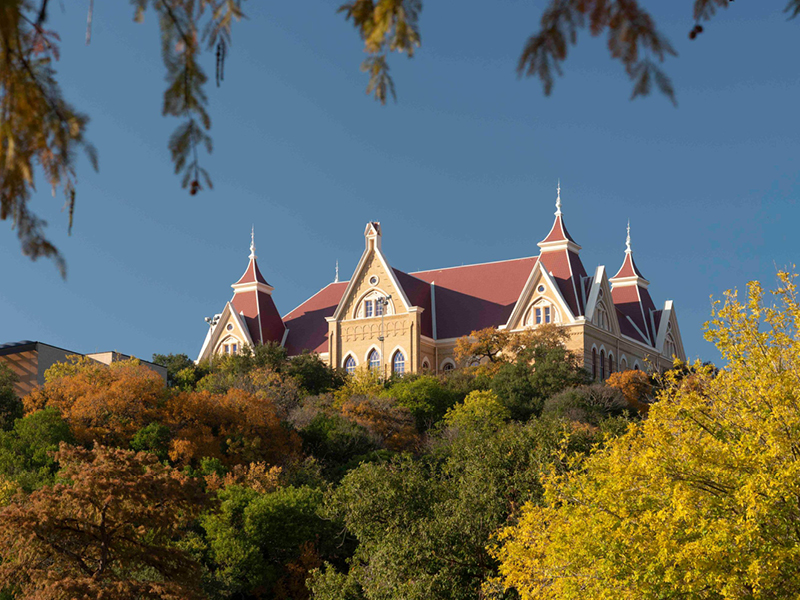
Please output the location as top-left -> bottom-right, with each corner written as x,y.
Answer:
505,260 -> 576,331
584,266 -> 621,336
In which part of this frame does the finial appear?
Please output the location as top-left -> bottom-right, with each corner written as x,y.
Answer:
555,180 -> 562,216
625,219 -> 632,254
249,225 -> 256,260
335,260 -> 340,283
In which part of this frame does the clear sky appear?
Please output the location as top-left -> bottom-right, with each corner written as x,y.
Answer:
1,2 -> 797,364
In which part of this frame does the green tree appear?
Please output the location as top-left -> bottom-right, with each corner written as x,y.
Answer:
492,273 -> 800,599
382,375 -> 460,430
130,422 -> 172,462
314,417 -> 602,599
200,484 -> 340,598
0,408 -> 73,491
0,364 -> 22,431
152,352 -> 204,389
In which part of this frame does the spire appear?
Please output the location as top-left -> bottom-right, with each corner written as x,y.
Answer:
625,219 -> 632,254
555,179 -> 562,216
249,225 -> 256,260
335,260 -> 340,283
611,220 -> 647,283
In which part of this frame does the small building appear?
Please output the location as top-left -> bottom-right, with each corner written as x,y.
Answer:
198,185 -> 686,378
0,341 -> 167,398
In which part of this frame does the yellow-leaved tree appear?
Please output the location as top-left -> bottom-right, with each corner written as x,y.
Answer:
490,272 -> 800,599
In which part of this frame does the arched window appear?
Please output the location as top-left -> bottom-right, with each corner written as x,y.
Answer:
442,361 -> 454,372
593,302 -> 610,331
368,349 -> 380,371
344,355 -> 356,375
608,353 -> 614,375
592,348 -> 597,379
392,351 -> 405,375
620,357 -> 628,370
421,359 -> 430,372
665,333 -> 677,358
356,291 -> 393,319
600,350 -> 606,380
526,300 -> 559,327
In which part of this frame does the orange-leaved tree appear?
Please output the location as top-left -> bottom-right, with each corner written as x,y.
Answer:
0,444 -> 207,599
24,357 -> 166,447
163,388 -> 302,467
605,369 -> 653,413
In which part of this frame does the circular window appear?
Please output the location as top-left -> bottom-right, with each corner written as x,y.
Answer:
369,275 -> 379,286
537,285 -> 545,293
226,323 -> 234,331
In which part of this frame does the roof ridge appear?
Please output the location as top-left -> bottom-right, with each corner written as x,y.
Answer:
409,255 -> 538,275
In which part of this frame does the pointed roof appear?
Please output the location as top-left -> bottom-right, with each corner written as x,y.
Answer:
235,227 -> 271,287
539,182 -> 578,246
611,221 -> 647,281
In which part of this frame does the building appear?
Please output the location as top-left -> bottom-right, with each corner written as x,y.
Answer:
0,341 -> 168,398
198,186 -> 685,377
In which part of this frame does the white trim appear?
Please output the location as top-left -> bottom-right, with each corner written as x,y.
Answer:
619,354 -> 629,369
351,287 -> 396,319
389,345 -> 407,374
280,328 -> 289,348
364,345 -> 382,365
505,260 -> 576,329
421,357 -> 431,371
342,352 -> 359,371
430,281 -> 438,341
197,302 -> 255,363
410,255 -> 538,276
283,282 -> 346,320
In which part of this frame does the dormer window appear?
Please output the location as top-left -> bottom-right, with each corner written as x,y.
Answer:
365,300 -> 374,318
526,300 -> 559,327
376,300 -> 384,317
593,302 -> 610,331
355,290 -> 394,319
665,332 -> 677,358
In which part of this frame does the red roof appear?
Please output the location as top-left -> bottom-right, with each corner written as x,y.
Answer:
282,282 -> 348,355
231,288 -> 286,345
540,214 -> 576,244
612,251 -> 646,280
235,257 -> 270,286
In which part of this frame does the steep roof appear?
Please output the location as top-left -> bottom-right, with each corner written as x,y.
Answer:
281,257 -> 539,354
235,257 -> 270,286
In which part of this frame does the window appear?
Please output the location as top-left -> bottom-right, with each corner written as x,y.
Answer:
600,350 -> 605,380
665,333 -> 677,358
608,353 -> 614,375
535,307 -> 542,325
365,300 -> 374,318
344,355 -> 356,374
544,306 -> 551,324
376,299 -> 384,316
392,351 -> 405,375
421,359 -> 430,372
368,349 -> 380,371
592,348 -> 597,379
223,344 -> 229,354
620,357 -> 628,370
442,362 -> 454,372
529,301 -> 558,327
593,303 -> 610,331
231,343 -> 238,354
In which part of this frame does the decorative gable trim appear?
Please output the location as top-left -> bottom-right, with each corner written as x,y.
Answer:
584,266 -> 621,336
655,301 -> 686,360
505,260 -> 576,330
196,302 -> 255,362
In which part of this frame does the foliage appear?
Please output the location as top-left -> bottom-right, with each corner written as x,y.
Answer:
25,357 -> 167,447
442,390 -> 510,433
286,350 -> 345,396
299,412 -> 380,470
490,326 -> 590,420
315,418 -> 602,600
152,352 -> 205,389
454,327 -> 515,366
606,368 -> 653,412
340,395 -> 418,452
164,388 -> 302,467
0,408 -> 74,492
200,484 -> 339,599
0,364 -> 22,431
0,443 -> 207,599
492,273 -> 800,599
130,422 -> 172,461
542,383 -> 629,426
333,368 -> 384,407
382,374 -> 460,430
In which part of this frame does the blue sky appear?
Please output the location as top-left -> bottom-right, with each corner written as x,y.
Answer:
1,2 -> 797,363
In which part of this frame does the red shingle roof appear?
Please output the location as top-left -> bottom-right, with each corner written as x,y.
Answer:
283,282 -> 348,355
540,214 -> 576,244
612,251 -> 646,280
235,257 -> 270,286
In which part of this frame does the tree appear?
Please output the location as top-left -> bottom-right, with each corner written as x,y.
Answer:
442,390 -> 509,433
24,357 -> 167,447
0,443 -> 207,599
605,368 -> 654,412
313,417 -> 602,600
382,375 -> 460,430
340,395 -> 418,452
0,408 -> 73,492
152,353 -> 205,389
492,273 -> 800,599
163,387 -> 302,467
542,383 -> 630,426
0,364 -> 22,431
199,484 -> 339,599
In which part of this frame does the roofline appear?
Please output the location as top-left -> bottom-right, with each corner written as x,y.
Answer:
0,341 -> 82,357
281,281 -> 349,320
409,255 -> 539,276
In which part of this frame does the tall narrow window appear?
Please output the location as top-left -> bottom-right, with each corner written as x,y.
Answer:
231,343 -> 238,354
608,353 -> 614,375
344,356 -> 356,374
368,349 -> 380,371
592,348 -> 597,379
365,300 -> 374,318
376,299 -> 384,316
535,307 -> 542,324
544,306 -> 551,324
600,350 -> 605,380
392,351 -> 405,375
223,344 -> 230,354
